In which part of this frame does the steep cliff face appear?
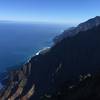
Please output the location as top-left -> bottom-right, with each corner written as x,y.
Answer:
1,18 -> 100,100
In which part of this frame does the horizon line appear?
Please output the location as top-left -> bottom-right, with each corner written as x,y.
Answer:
0,19 -> 79,26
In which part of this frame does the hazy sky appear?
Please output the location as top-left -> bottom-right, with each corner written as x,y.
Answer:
0,0 -> 100,24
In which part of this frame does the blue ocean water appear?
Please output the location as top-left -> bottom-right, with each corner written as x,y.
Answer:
0,22 -> 69,73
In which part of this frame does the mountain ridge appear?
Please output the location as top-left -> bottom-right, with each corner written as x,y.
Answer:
54,16 -> 100,43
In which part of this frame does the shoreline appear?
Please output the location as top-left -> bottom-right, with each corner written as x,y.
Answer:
0,46 -> 51,90
36,47 -> 51,55
27,46 -> 51,63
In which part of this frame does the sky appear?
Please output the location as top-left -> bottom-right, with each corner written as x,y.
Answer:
0,0 -> 100,24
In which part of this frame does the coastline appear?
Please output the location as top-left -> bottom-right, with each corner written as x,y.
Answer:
27,46 -> 51,63
36,47 -> 51,55
0,46 -> 52,98
0,46 -> 51,90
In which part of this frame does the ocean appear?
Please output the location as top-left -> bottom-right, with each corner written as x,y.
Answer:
0,22 -> 69,73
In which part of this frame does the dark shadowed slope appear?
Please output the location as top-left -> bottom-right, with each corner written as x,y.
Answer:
42,73 -> 100,100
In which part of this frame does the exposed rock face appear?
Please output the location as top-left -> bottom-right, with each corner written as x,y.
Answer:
54,16 -> 100,43
1,17 -> 100,100
0,62 -> 35,100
